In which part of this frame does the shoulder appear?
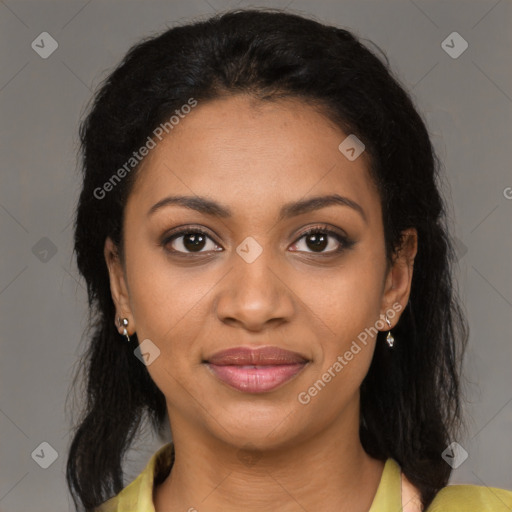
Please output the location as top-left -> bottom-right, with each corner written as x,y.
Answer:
95,442 -> 175,512
94,475 -> 143,512
427,483 -> 512,511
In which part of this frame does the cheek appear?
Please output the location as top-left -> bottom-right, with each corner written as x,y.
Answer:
296,254 -> 385,341
125,245 -> 223,385
125,256 -> 211,404
125,235 -> 207,333
293,253 -> 385,401
295,265 -> 383,415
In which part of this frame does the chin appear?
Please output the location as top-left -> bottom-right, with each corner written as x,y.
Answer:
209,403 -> 305,449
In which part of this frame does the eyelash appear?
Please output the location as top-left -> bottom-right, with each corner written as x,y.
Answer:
161,225 -> 354,256
297,227 -> 350,253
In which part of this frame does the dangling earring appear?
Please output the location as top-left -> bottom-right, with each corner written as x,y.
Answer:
385,314 -> 394,348
117,317 -> 130,342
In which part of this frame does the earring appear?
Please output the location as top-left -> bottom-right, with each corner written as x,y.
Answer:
117,317 -> 130,342
385,315 -> 394,348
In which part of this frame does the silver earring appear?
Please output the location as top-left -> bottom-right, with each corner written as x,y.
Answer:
117,317 -> 130,342
385,315 -> 394,348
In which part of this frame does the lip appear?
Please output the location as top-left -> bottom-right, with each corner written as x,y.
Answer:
205,346 -> 309,393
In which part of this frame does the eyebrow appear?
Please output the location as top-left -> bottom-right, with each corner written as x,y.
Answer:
147,193 -> 367,224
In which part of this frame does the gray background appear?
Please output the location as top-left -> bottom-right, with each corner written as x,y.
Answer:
0,0 -> 511,510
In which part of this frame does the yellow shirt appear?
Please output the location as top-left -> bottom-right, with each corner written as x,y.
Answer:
96,442 -> 512,511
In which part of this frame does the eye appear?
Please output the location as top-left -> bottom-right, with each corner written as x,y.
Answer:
161,225 -> 354,256
289,227 -> 352,254
162,228 -> 222,254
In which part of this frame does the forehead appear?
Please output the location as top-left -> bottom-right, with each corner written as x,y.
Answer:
126,95 -> 380,225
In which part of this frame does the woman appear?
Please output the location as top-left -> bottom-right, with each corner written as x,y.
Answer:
66,8 -> 512,512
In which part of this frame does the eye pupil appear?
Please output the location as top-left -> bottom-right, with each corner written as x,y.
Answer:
306,233 -> 328,252
184,233 -> 206,252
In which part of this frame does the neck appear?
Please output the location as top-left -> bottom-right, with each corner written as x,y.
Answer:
154,403 -> 385,512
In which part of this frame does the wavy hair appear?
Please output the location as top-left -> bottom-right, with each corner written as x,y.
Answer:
67,8 -> 469,511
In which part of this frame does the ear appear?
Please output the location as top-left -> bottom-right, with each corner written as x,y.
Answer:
104,236 -> 135,336
379,227 -> 418,328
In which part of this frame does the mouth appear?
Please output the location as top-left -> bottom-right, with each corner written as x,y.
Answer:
204,346 -> 309,393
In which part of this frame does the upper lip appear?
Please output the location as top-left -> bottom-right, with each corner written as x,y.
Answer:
206,346 -> 308,366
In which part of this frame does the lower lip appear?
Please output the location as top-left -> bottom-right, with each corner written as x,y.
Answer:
206,363 -> 307,393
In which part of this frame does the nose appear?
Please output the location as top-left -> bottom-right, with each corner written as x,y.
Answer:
214,246 -> 295,332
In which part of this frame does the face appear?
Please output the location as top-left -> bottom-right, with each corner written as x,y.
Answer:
105,94 -> 417,451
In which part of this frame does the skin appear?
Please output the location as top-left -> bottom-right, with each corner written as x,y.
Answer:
104,94 -> 418,512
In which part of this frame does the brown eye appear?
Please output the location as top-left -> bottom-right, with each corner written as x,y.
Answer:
163,229 -> 221,254
290,228 -> 352,254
